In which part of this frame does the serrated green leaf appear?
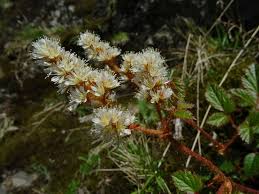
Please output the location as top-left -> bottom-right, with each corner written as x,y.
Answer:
177,102 -> 194,110
174,110 -> 193,119
242,64 -> 259,94
231,88 -> 256,107
173,79 -> 185,100
205,85 -> 235,113
239,121 -> 253,144
243,153 -> 259,177
172,171 -> 203,192
239,111 -> 259,144
207,112 -> 229,127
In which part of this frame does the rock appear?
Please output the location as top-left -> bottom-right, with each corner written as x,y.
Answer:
0,186 -> 7,194
2,171 -> 38,191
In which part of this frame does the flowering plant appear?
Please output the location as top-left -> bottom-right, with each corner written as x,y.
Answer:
32,31 -> 259,193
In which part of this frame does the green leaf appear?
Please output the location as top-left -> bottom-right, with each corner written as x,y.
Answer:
205,85 -> 235,113
207,112 -> 229,127
239,111 -> 259,144
177,102 -> 194,110
242,64 -> 259,94
231,64 -> 259,108
247,111 -> 259,127
220,160 -> 235,174
239,121 -> 253,144
174,110 -> 193,119
231,88 -> 256,107
172,171 -> 203,192
243,153 -> 259,177
137,100 -> 159,126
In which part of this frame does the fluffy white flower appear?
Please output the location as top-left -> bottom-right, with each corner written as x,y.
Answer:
63,55 -> 94,86
131,48 -> 166,76
91,70 -> 120,97
97,45 -> 121,62
150,86 -> 173,103
135,85 -> 150,100
92,106 -> 135,135
126,48 -> 169,91
49,52 -> 77,84
32,37 -> 64,62
68,87 -> 89,110
120,52 -> 139,80
78,31 -> 120,61
78,31 -> 101,49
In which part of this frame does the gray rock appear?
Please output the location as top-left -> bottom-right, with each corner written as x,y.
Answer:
0,185 -> 7,194
2,171 -> 38,191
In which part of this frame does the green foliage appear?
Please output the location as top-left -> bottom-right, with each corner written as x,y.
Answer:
243,153 -> 259,177
205,85 -> 235,113
31,163 -> 50,180
65,179 -> 80,194
174,101 -> 193,119
17,25 -> 46,41
239,111 -> 259,144
172,171 -> 203,192
137,100 -> 159,127
239,121 -> 254,144
229,64 -> 259,144
0,0 -> 12,9
174,110 -> 193,119
220,160 -> 235,174
242,64 -> 259,95
207,112 -> 229,127
231,88 -> 256,107
232,64 -> 259,107
79,153 -> 101,176
155,176 -> 171,194
110,136 -> 171,193
209,24 -> 243,50
111,32 -> 129,45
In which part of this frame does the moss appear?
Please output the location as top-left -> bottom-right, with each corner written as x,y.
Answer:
0,85 -> 95,193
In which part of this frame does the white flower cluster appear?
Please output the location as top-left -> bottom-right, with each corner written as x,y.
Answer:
32,34 -> 134,136
32,37 -> 120,110
32,31 -> 174,136
92,106 -> 135,136
121,48 -> 173,103
78,31 -> 121,62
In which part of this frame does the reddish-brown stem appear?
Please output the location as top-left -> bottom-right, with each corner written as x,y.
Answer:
170,138 -> 227,181
184,119 -> 225,150
221,132 -> 239,153
234,183 -> 259,194
229,116 -> 238,129
155,103 -> 163,122
156,105 -> 170,132
129,123 -> 259,193
128,124 -> 165,136
220,117 -> 240,153
170,138 -> 259,193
